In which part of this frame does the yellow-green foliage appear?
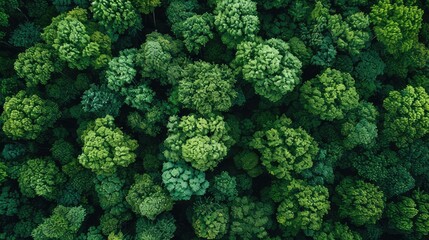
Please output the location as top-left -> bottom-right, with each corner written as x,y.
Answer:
78,115 -> 138,174
1,91 -> 60,140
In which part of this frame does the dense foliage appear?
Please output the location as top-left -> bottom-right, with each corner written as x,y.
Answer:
1,0 -> 429,239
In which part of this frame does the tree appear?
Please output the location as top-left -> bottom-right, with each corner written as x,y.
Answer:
51,139 -> 77,165
78,115 -> 138,175
310,221 -> 362,240
136,32 -> 184,82
76,226 -> 104,240
161,161 -> 209,201
178,61 -> 237,115
2,143 -> 26,161
233,38 -> 302,102
350,149 -> 415,198
233,150 -> 264,178
300,68 -> 360,121
9,22 -> 42,48
163,114 -> 234,171
411,70 -> 429,93
91,0 -> 141,36
1,91 -> 60,140
340,101 -> 378,150
208,171 -> 238,201
167,2 -> 215,55
181,136 -> 228,171
132,0 -> 161,14
166,0 -> 199,30
387,195 -> 418,233
299,2 -> 337,67
24,0 -> 57,27
0,161 -> 6,183
399,139 -> 429,181
310,37 -> 337,68
0,76 -> 22,105
81,84 -> 123,117
191,200 -> 229,239
106,53 -> 137,93
370,0 -> 423,54
50,0 -> 91,12
214,0 -> 259,48
288,37 -> 312,66
334,178 -> 385,226
229,196 -> 274,239
46,74 -> 91,107
32,205 -> 86,240
180,14 -> 214,54
301,148 -> 335,186
269,179 -> 330,236
126,174 -> 173,220
0,0 -> 18,40
42,8 -> 112,69
352,50 -> 385,99
14,44 -> 58,87
383,42 -> 429,78
122,84 -> 155,112
386,190 -> 429,238
127,100 -> 178,137
328,11 -> 371,55
135,214 -> 176,240
99,212 -> 129,236
250,115 -> 318,180
94,174 -> 127,214
257,0 -> 291,9
383,86 -> 429,147
0,186 -> 20,216
304,1 -> 371,56
18,158 -> 65,200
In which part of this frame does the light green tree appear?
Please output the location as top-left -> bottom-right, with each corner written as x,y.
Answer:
78,115 -> 138,175
1,91 -> 60,140
233,38 -> 302,102
163,114 -> 234,171
178,61 -> 237,115
370,0 -> 423,54
300,68 -> 360,121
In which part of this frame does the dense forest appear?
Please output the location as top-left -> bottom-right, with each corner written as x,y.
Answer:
1,0 -> 429,239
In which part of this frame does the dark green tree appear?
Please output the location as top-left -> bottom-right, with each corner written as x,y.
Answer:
334,178 -> 385,226
32,205 -> 86,240
18,158 -> 65,200
126,174 -> 173,220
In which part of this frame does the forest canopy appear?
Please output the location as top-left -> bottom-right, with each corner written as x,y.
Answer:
1,0 -> 429,239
